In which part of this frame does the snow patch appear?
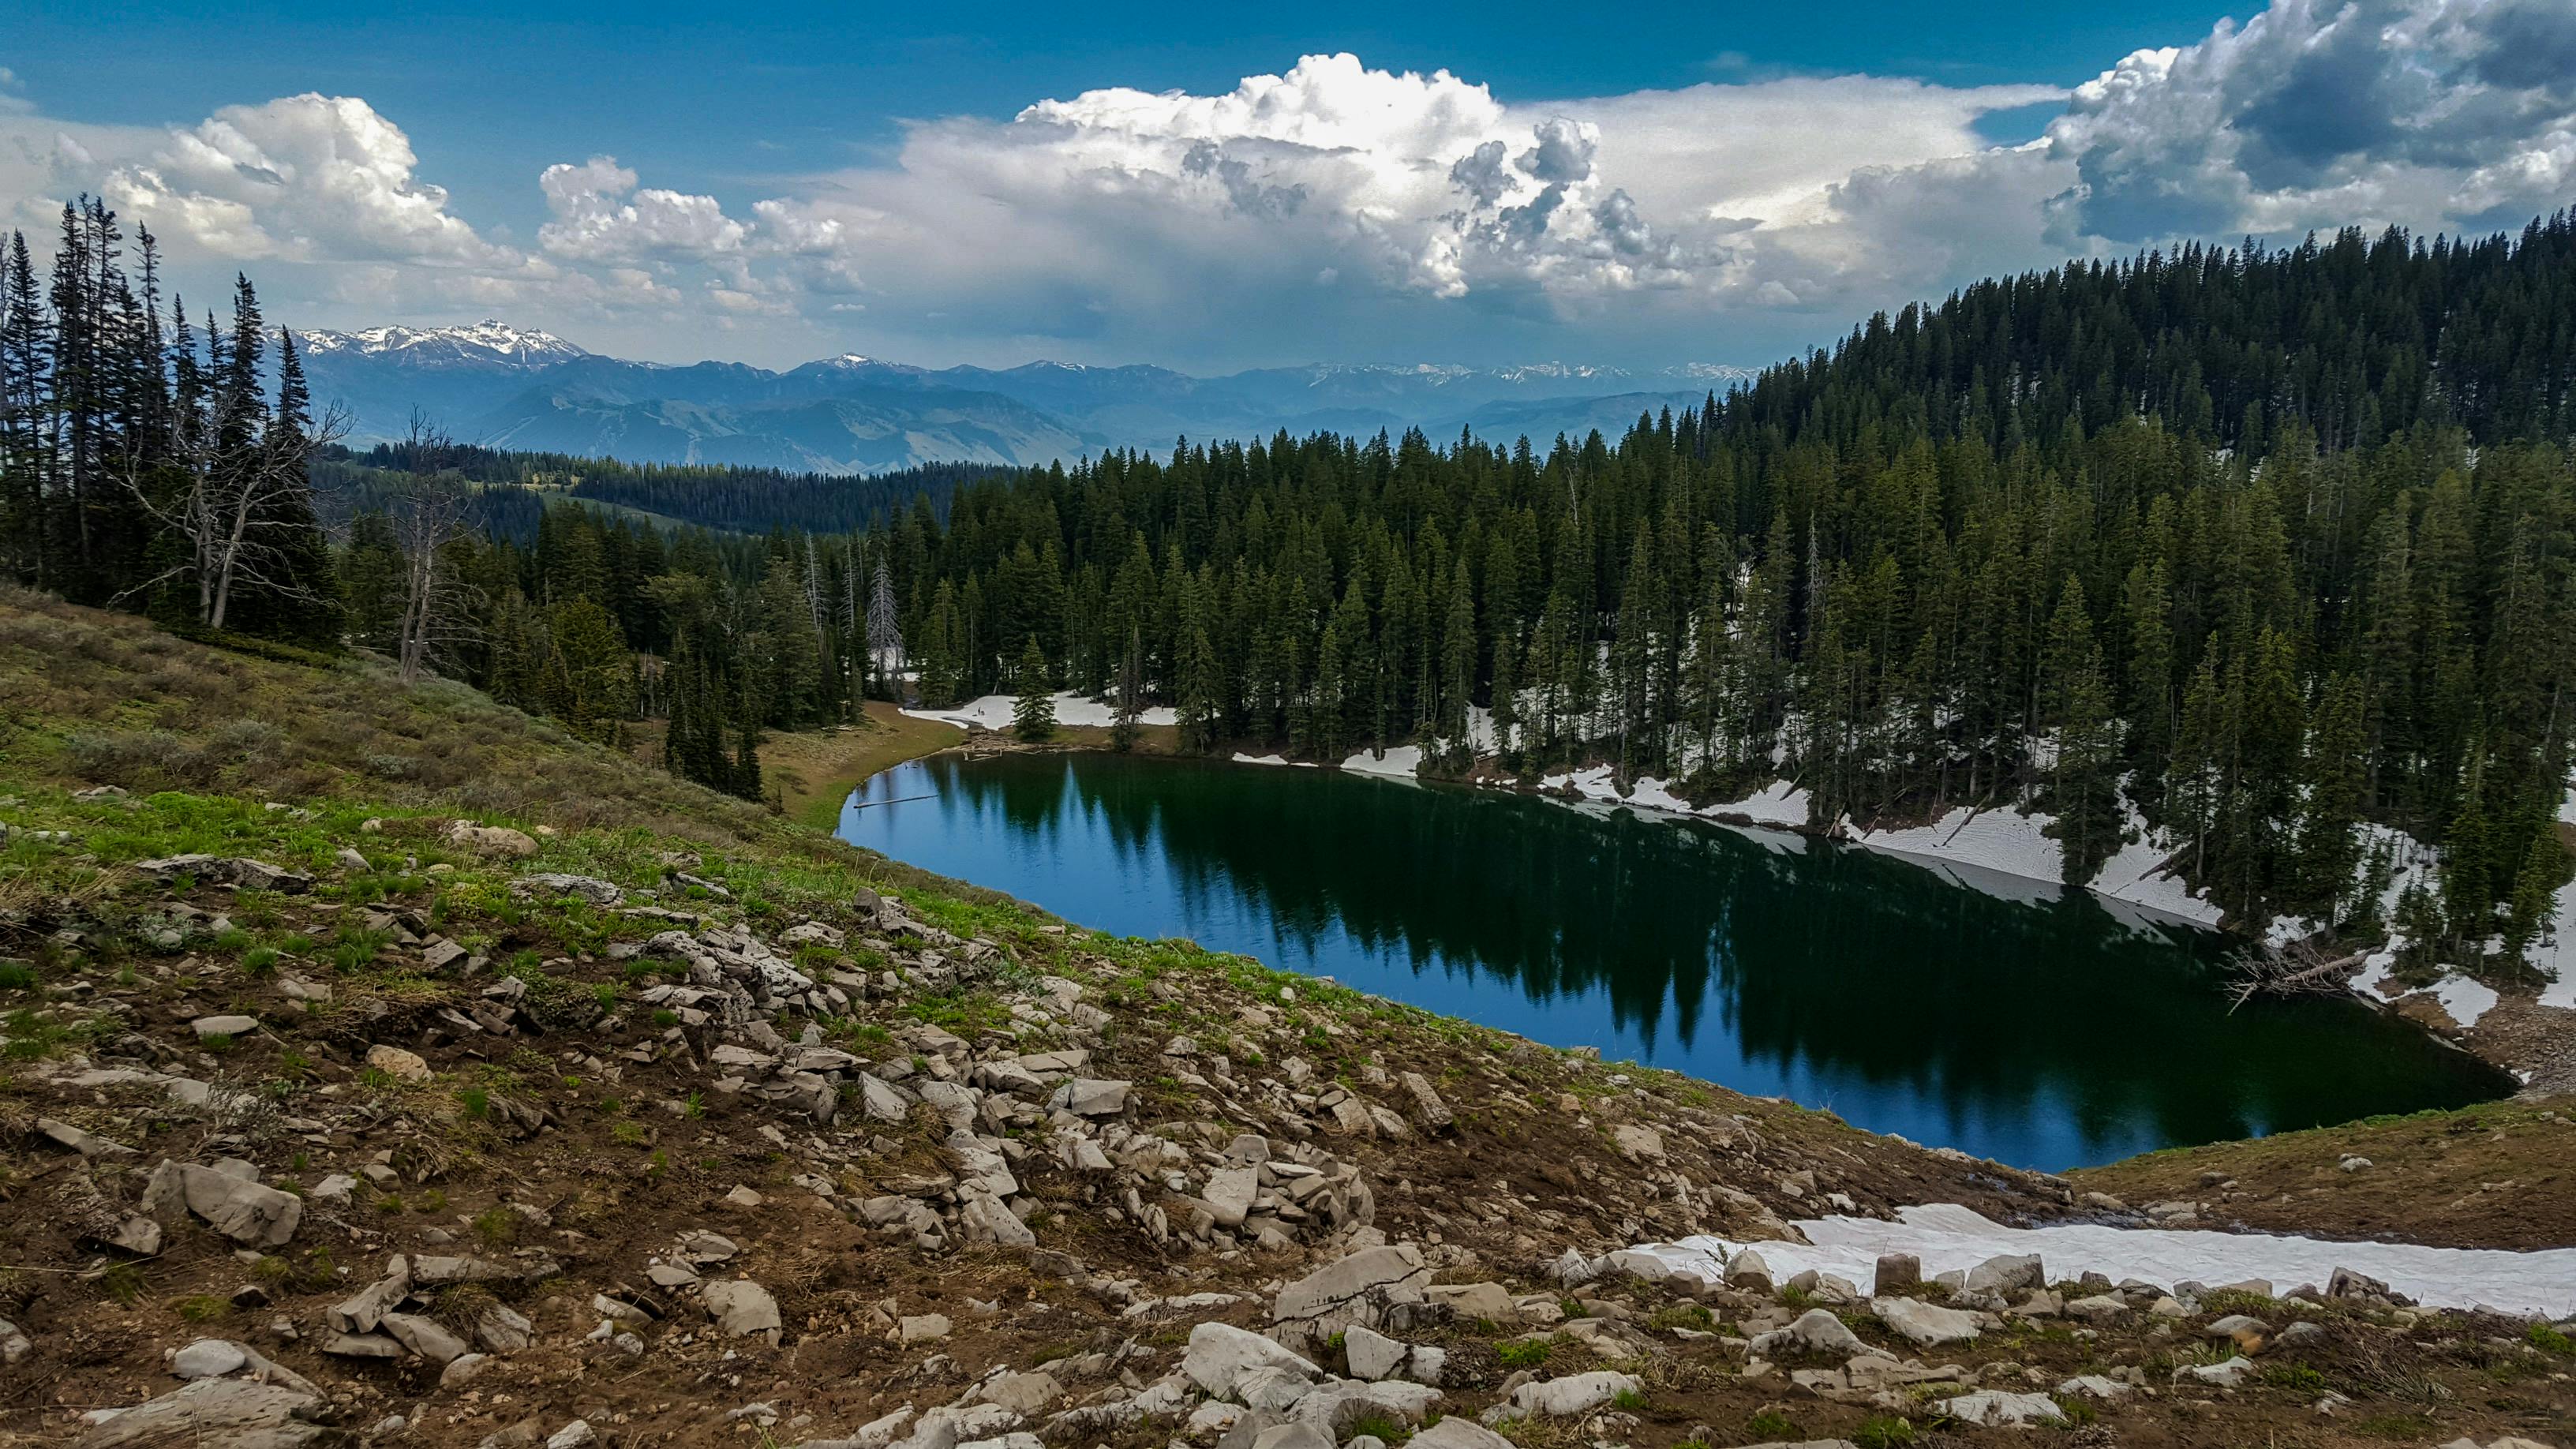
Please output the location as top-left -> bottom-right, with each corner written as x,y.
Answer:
1627,1202 -> 2576,1318
1230,752 -> 1313,769
1339,746 -> 1423,781
901,692 -> 1178,732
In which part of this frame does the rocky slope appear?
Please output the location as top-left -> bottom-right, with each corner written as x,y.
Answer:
1,591 -> 2572,1449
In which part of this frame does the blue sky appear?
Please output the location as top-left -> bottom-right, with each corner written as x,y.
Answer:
5,0 -> 2570,372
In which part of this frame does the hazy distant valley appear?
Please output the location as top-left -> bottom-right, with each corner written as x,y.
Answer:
299,322 -> 1752,472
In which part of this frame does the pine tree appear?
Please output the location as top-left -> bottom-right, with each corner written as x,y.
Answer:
1013,635 -> 1055,741
1110,625 -> 1144,753
2039,577 -> 2121,885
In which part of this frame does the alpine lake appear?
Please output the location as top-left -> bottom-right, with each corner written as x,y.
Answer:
840,751 -> 2510,1170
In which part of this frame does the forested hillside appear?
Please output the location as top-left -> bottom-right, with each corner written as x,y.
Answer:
4,199 -> 2572,968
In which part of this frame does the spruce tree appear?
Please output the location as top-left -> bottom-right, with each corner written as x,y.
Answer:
1013,635 -> 1055,742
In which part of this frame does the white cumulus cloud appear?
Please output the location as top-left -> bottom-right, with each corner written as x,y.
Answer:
103,94 -> 514,267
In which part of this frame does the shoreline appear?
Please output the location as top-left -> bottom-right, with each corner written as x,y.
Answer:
814,695 -> 2569,1095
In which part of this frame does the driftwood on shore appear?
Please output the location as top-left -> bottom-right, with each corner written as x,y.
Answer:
2226,941 -> 2366,1011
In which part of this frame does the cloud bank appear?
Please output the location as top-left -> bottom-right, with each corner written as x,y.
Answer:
2,0 -> 2570,371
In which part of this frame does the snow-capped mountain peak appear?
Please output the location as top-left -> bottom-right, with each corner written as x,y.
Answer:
298,320 -> 589,367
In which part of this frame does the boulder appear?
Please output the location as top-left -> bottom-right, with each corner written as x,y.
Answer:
1869,1295 -> 1981,1348
704,1279 -> 783,1342
380,1312 -> 471,1365
1181,1322 -> 1319,1400
477,1303 -> 536,1354
1203,1167 -> 1259,1230
2063,1294 -> 2129,1325
168,1339 -> 250,1380
1425,1282 -> 1517,1325
1271,1245 -> 1430,1341
1486,1370 -> 1640,1421
132,856 -> 313,894
1049,1078 -> 1130,1117
1398,1073 -> 1453,1133
1611,1125 -> 1664,1162
511,874 -> 624,907
2173,1356 -> 2258,1389
975,1371 -> 1061,1417
1963,1253 -> 2042,1297
1941,1391 -> 2065,1427
76,1377 -> 326,1447
447,822 -> 538,857
1406,1422 -> 1515,1449
1871,1253 -> 1919,1295
1247,1426 -> 1334,1449
1746,1308 -> 1868,1361
39,1117 -> 137,1159
365,1044 -> 432,1084
143,1160 -> 302,1247
1341,1324 -> 1408,1381
1289,1380 -> 1443,1435
2204,1312 -> 2271,1354
192,1014 -> 258,1040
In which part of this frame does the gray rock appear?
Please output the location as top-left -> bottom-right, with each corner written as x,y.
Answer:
1181,1321 -> 1319,1399
191,1014 -> 259,1040
859,1074 -> 913,1122
1248,1426 -> 1335,1449
512,874 -> 625,907
441,1353 -> 493,1387
75,1377 -> 326,1447
1424,1282 -> 1516,1324
477,1303 -> 535,1354
899,1312 -> 953,1344
1964,1253 -> 2042,1297
1871,1252 -> 1919,1295
703,1279 -> 783,1341
1290,1380 -> 1442,1435
447,822 -> 538,857
381,1312 -> 471,1365
1404,1422 -> 1515,1449
974,1370 -> 1061,1417
1746,1308 -> 1867,1361
38,1117 -> 137,1158
1486,1370 -> 1639,1421
1869,1295 -> 1981,1348
2173,1355 -> 2258,1389
1272,1245 -> 1431,1340
1204,1167 -> 1259,1230
2063,1293 -> 2129,1324
1397,1073 -> 1453,1133
1943,1391 -> 2065,1426
168,1339 -> 250,1380
1049,1078 -> 1130,1116
133,855 -> 313,894
143,1160 -> 302,1247
365,1044 -> 432,1084
1341,1324 -> 1408,1380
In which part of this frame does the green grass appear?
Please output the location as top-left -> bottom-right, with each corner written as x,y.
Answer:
1747,1410 -> 1798,1440
1495,1339 -> 1552,1370
1852,1417 -> 1916,1449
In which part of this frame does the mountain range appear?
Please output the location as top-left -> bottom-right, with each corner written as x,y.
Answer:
295,323 -> 1754,474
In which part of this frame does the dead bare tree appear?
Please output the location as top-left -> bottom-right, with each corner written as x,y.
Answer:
117,399 -> 350,630
388,481 -> 483,683
2226,938 -> 2367,1012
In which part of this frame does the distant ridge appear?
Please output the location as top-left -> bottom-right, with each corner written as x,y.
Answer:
292,320 -> 1757,474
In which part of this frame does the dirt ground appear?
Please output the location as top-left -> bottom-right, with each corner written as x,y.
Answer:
2072,1094 -> 2576,1250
